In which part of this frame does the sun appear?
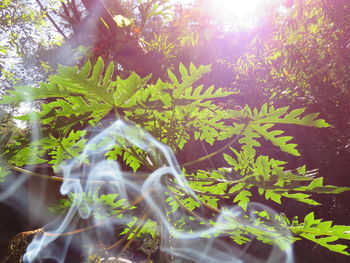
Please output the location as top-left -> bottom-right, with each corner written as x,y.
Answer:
180,0 -> 281,31
210,0 -> 277,30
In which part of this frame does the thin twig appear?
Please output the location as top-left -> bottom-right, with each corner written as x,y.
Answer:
200,140 -> 215,169
9,165 -> 149,184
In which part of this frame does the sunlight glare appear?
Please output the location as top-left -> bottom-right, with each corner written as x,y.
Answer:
211,0 -> 274,30
194,0 -> 279,31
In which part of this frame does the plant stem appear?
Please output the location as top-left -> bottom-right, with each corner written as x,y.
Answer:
9,165 -> 149,184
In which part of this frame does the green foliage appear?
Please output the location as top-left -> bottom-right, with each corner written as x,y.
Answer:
0,165 -> 10,182
291,212 -> 350,255
49,190 -> 130,219
230,105 -> 332,156
1,58 -> 350,257
121,218 -> 158,239
231,0 -> 350,110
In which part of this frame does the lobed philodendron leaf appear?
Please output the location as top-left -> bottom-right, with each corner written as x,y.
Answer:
250,104 -> 332,128
234,104 -> 331,156
114,72 -> 151,107
222,146 -> 348,208
2,56 -> 349,257
0,84 -> 70,104
182,84 -> 234,100
169,63 -> 211,98
50,57 -> 150,107
251,123 -> 300,156
47,130 -> 88,172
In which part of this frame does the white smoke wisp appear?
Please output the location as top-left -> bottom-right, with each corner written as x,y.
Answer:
23,120 -> 294,262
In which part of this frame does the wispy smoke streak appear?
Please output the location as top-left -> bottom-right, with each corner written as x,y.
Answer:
17,120 -> 295,262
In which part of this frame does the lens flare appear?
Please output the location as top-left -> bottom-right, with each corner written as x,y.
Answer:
197,0 -> 281,31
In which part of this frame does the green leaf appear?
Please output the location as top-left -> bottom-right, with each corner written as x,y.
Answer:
99,194 -> 119,207
0,165 -> 10,182
251,106 -> 332,128
233,190 -> 252,211
123,151 -> 141,172
282,193 -> 320,205
265,190 -> 282,204
47,130 -> 88,172
229,183 -> 245,193
223,153 -> 237,166
181,197 -> 200,211
114,72 -> 150,107
297,177 -> 350,194
172,63 -> 211,98
251,124 -> 299,156
293,213 -> 350,255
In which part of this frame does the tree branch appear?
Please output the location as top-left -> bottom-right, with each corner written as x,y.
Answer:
35,0 -> 68,40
